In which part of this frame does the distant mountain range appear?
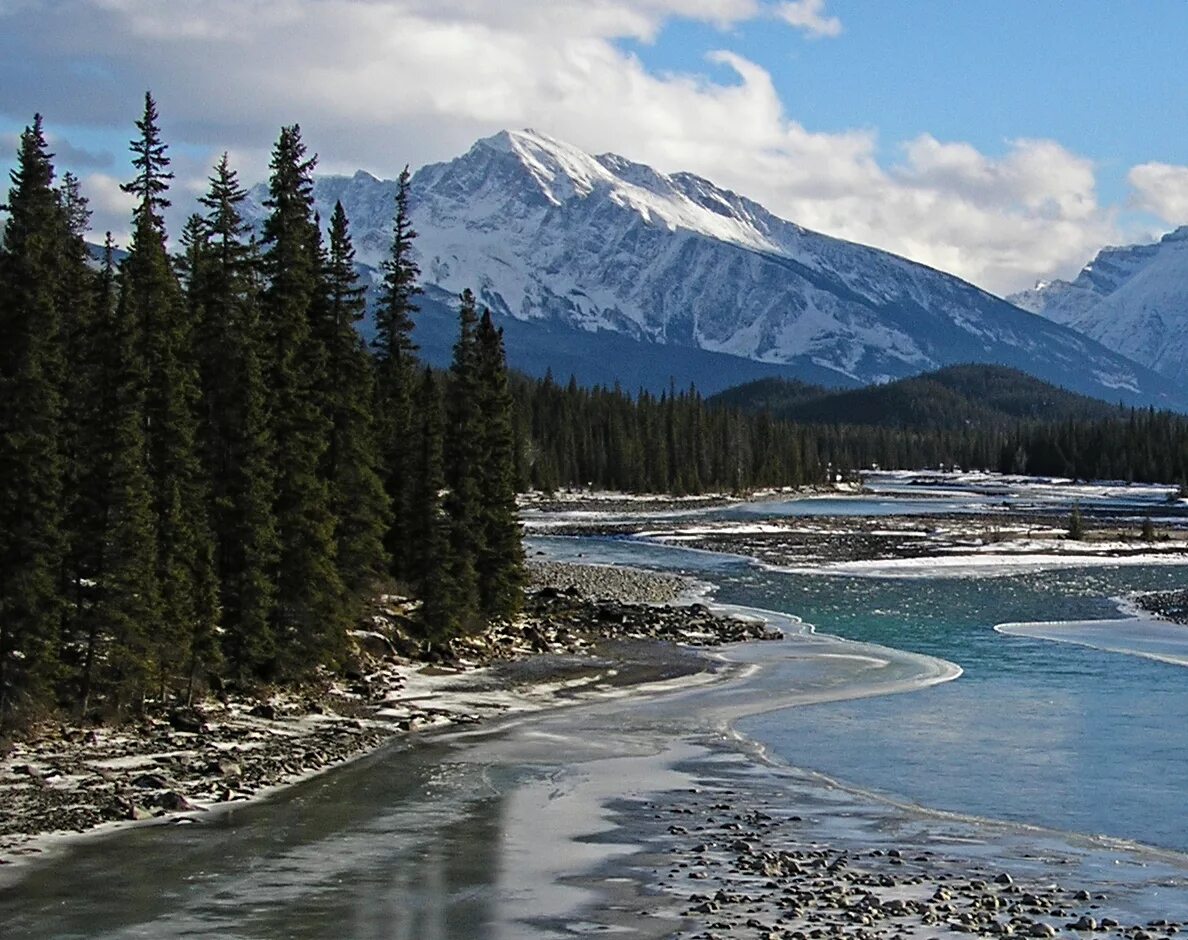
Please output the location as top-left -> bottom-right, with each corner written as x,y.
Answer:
238,130 -> 1188,409
1009,227 -> 1188,384
708,364 -> 1124,431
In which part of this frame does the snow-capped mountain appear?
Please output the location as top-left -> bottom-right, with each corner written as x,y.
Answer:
1009,227 -> 1188,384
245,129 -> 1187,408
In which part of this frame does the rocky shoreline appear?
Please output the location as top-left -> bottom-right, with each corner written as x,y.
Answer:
1130,589 -> 1188,625
636,771 -> 1178,940
0,561 -> 774,877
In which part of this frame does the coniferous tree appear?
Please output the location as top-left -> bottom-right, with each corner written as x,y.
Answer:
408,369 -> 457,641
259,125 -> 348,674
474,310 -> 524,620
373,166 -> 421,583
1067,504 -> 1085,541
0,116 -> 67,725
53,172 -> 100,685
60,233 -> 162,714
192,155 -> 280,679
443,289 -> 483,631
119,92 -> 218,701
320,202 -> 390,609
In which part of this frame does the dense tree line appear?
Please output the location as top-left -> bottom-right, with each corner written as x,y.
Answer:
999,410 -> 1188,485
510,374 -> 1188,493
508,374 -> 1016,492
511,375 -> 822,493
0,99 -> 522,729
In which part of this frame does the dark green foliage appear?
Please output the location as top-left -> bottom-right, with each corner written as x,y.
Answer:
56,177 -> 102,696
120,93 -> 219,704
259,125 -> 349,675
1000,409 -> 1188,484
408,369 -> 457,641
320,203 -> 391,609
443,290 -> 483,631
1068,504 -> 1085,540
84,238 -> 160,714
712,365 -> 1122,432
373,166 -> 421,583
1142,514 -> 1156,541
474,311 -> 524,620
191,155 -> 279,679
513,374 -> 818,493
0,105 -> 536,725
0,116 -> 67,725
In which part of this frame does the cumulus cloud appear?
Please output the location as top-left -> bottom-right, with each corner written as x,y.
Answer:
0,0 -> 1131,293
1128,162 -> 1188,226
775,0 -> 842,38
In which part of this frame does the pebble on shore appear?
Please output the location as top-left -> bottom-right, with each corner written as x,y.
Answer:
527,559 -> 701,604
0,560 -> 766,873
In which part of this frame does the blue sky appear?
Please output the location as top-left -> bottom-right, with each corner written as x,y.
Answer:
3,0 -> 1187,294
631,2 -> 1188,204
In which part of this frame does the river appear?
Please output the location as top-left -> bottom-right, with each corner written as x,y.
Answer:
6,476 -> 1188,936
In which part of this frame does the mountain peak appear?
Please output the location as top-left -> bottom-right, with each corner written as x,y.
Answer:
1009,226 -> 1188,383
472,128 -> 610,205
238,131 -> 1188,410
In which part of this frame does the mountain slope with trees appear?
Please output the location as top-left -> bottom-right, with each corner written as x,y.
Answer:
709,365 -> 1123,431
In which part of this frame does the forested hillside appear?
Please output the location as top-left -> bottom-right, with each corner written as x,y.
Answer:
510,367 -> 1188,493
0,99 -> 522,730
709,365 -> 1123,431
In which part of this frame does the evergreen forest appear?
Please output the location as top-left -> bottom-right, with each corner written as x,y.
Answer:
0,98 -> 523,729
5,99 -> 1188,731
513,370 -> 1188,494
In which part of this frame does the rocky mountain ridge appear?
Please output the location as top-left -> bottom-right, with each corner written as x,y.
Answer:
242,130 -> 1187,409
1009,226 -> 1188,384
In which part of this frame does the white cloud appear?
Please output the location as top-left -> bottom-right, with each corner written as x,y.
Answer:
0,0 -> 1136,293
77,171 -> 136,244
1128,162 -> 1188,226
775,0 -> 841,38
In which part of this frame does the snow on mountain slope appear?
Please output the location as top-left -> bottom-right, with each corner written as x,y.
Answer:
1010,227 -> 1188,383
243,129 -> 1187,409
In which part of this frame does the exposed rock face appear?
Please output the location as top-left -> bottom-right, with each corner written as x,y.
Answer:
240,131 -> 1187,408
1011,227 -> 1188,384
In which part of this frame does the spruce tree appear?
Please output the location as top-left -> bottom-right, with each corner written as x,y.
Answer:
0,116 -> 67,725
408,369 -> 457,642
120,92 -> 219,701
373,166 -> 421,584
1067,503 -> 1085,541
54,172 -> 100,685
474,310 -> 524,620
69,235 -> 161,714
320,202 -> 390,608
192,155 -> 280,680
443,289 -> 483,631
259,125 -> 348,674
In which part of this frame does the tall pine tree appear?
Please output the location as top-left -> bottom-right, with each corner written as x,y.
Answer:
443,289 -> 483,632
52,171 -> 98,689
373,166 -> 421,584
119,92 -> 218,702
0,116 -> 67,725
319,202 -> 390,610
408,369 -> 457,642
474,310 -> 524,620
88,237 -> 160,713
259,125 -> 348,675
192,154 -> 280,680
